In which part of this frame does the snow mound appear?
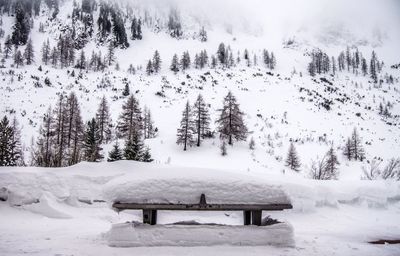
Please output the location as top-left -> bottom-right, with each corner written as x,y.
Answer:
107,222 -> 294,247
22,192 -> 72,219
103,165 -> 291,205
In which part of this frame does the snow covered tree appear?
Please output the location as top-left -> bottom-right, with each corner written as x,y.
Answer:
130,17 -> 142,40
13,49 -> 24,68
216,92 -> 248,145
41,39 -> 51,65
0,116 -> 21,166
331,56 -> 337,75
324,146 -> 340,179
124,132 -> 145,161
141,147 -> 153,162
180,51 -> 191,71
170,53 -> 180,73
143,107 -> 156,139
117,95 -> 142,142
52,95 -> 68,167
217,43 -> 226,65
4,35 -> 13,59
23,38 -> 34,65
249,137 -> 255,150
370,51 -> 378,83
32,107 -> 55,167
107,141 -> 123,162
152,50 -> 161,73
199,26 -> 207,42
76,50 -> 86,70
11,1 -> 31,46
343,138 -> 352,160
192,94 -> 210,147
82,118 -> 103,162
146,60 -> 153,75
285,142 -> 301,171
106,42 -> 115,66
269,52 -> 276,69
96,96 -> 112,144
176,101 -> 196,151
168,9 -> 182,39
350,128 -> 365,161
361,58 -> 368,76
381,158 -> 400,181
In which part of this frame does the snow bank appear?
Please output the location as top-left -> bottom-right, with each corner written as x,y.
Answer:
107,221 -> 294,247
103,164 -> 291,205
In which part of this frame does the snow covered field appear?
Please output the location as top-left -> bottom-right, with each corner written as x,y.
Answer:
0,162 -> 399,255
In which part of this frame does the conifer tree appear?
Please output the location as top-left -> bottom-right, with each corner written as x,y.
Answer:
124,132 -> 145,161
180,51 -> 191,71
143,107 -> 156,139
0,116 -> 21,166
33,107 -> 55,167
53,95 -> 68,167
65,92 -> 84,166
193,94 -> 210,147
350,128 -> 365,161
285,142 -> 301,171
146,60 -> 153,75
220,140 -> 227,156
13,49 -> 24,68
152,50 -> 161,73
41,39 -> 51,65
24,38 -> 34,65
343,138 -> 352,160
199,26 -> 207,42
107,42 -> 115,66
324,146 -> 340,179
141,146 -> 153,162
4,35 -> 12,59
82,118 -> 103,162
76,50 -> 86,70
107,141 -> 123,162
170,53 -> 180,73
96,96 -> 112,144
216,92 -> 248,145
176,101 -> 196,151
117,95 -> 142,141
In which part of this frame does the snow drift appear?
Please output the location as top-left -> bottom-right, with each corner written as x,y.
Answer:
107,221 -> 295,247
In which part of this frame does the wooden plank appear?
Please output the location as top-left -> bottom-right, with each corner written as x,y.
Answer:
113,202 -> 293,211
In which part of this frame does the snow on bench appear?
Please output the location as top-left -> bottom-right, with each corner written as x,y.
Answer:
104,166 -> 293,226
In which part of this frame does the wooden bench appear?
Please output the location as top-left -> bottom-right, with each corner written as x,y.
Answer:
113,194 -> 292,226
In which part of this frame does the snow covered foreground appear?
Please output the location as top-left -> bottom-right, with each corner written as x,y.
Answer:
0,161 -> 400,255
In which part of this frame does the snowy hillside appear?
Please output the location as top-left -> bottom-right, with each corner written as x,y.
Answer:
0,0 -> 400,255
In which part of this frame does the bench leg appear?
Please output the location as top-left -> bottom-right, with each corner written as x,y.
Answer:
243,211 -> 251,225
143,209 -> 157,225
251,210 -> 262,226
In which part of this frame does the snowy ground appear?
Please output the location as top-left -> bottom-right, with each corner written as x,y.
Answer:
0,162 -> 399,255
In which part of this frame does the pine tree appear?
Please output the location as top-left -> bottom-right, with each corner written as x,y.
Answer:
199,26 -> 207,42
170,53 -> 180,73
96,96 -> 112,144
107,141 -> 123,162
152,50 -> 161,73
41,39 -> 51,65
193,94 -> 210,147
124,132 -> 146,161
142,147 -> 153,162
24,38 -> 34,65
216,92 -> 248,145
324,146 -> 340,179
180,51 -> 191,71
249,137 -> 255,150
4,35 -> 12,59
370,51 -> 378,83
343,138 -> 352,160
146,60 -> 153,75
361,58 -> 368,76
350,128 -> 365,161
0,116 -> 21,166
107,42 -> 115,66
269,52 -> 276,69
176,101 -> 196,151
217,43 -> 226,65
82,118 -> 103,162
13,49 -> 24,68
285,142 -> 301,171
143,107 -> 156,139
33,107 -> 55,167
76,50 -> 86,70
117,95 -> 142,142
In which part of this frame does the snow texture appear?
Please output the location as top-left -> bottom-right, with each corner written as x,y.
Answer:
107,221 -> 295,247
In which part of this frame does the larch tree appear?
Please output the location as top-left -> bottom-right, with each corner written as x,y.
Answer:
216,91 -> 248,145
350,128 -> 365,161
324,146 -> 340,179
33,107 -> 55,167
96,96 -> 112,144
192,94 -> 210,147
24,38 -> 34,65
176,101 -> 196,151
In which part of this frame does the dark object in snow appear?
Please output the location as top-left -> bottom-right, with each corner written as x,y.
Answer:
113,193 -> 292,226
369,239 -> 400,244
